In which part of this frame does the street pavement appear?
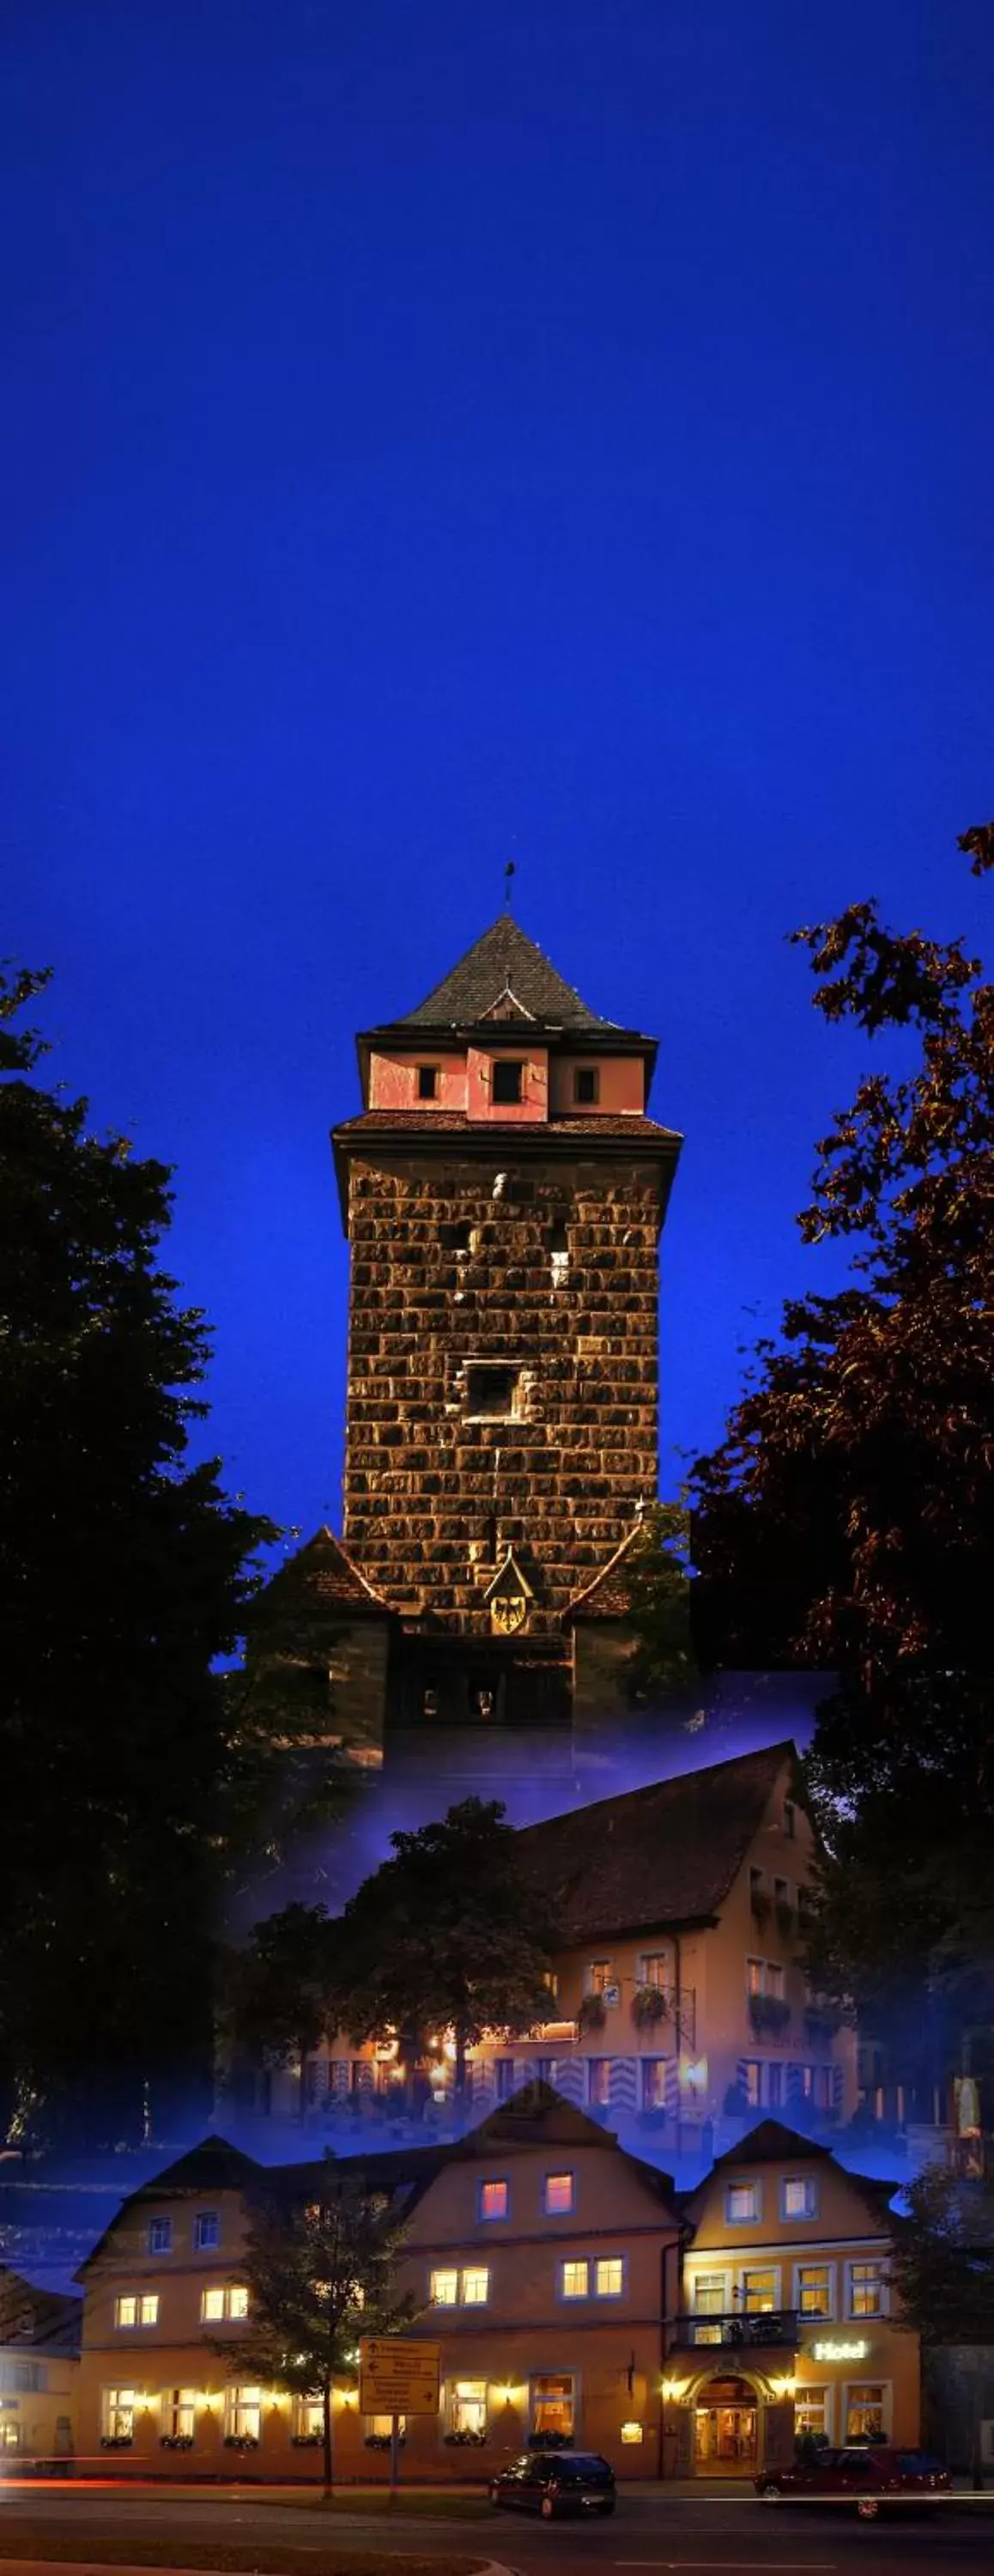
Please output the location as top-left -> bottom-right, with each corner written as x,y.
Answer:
2,2482 -> 994,2576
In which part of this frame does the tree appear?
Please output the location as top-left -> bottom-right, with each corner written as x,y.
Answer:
327,1798 -> 558,2103
218,2166 -> 417,2492
219,1904 -> 341,2122
613,1503 -> 698,1705
0,965 -> 281,2148
887,2162 -> 994,2487
688,835 -> 994,2077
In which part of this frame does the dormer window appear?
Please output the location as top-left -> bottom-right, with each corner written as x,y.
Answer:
492,1060 -> 523,1105
573,1067 -> 599,1104
417,1065 -> 439,1100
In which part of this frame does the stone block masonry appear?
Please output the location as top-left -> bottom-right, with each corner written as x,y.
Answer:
342,1149 -> 663,1631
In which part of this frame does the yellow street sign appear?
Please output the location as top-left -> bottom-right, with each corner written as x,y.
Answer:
359,2336 -> 441,2417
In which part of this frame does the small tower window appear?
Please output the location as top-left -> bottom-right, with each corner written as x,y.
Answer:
492,1060 -> 524,1105
549,1219 -> 569,1287
466,1363 -> 522,1419
573,1066 -> 599,1104
417,1065 -> 439,1100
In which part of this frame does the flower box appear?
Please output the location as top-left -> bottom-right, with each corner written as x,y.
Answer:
748,1992 -> 791,2034
577,1993 -> 606,2032
631,1984 -> 670,2030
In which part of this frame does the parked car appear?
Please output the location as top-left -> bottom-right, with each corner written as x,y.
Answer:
490,2451 -> 617,2518
756,2445 -> 951,2518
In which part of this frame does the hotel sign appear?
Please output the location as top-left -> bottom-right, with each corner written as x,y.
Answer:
811,2338 -> 870,2362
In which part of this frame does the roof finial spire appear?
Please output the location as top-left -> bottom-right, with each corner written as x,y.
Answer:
503,859 -> 516,911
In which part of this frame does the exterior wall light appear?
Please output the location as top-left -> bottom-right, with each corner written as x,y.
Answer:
620,2421 -> 644,2444
661,2377 -> 689,2402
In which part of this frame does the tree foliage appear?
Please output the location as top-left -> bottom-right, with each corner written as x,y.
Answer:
888,2164 -> 994,2348
687,835 -> 994,2072
615,1504 -> 697,1704
327,1798 -> 558,2099
219,1904 -> 341,2119
0,966 -> 280,2147
221,2167 -> 417,2491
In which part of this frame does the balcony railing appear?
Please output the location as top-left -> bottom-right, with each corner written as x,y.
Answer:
668,2309 -> 799,2353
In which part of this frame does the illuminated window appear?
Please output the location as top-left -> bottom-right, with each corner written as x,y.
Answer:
294,2397 -> 324,2439
849,2262 -> 884,2318
492,1060 -> 524,1104
797,2266 -> 833,2318
417,1065 -> 439,1100
101,2388 -> 136,2442
846,2384 -> 886,2441
783,2176 -> 818,2219
639,1952 -> 670,1989
461,2267 -> 489,2306
694,2274 -> 727,2316
226,2386 -> 262,2443
796,2386 -> 830,2440
115,2294 -> 159,2329
450,2380 -> 487,2435
531,2373 -> 574,2439
726,2180 -> 761,2224
367,2411 -> 408,2438
746,1957 -> 764,1996
429,2269 -> 458,2306
544,2172 -> 574,2215
479,2179 -> 508,2221
767,1961 -> 785,2000
641,2058 -> 667,2110
163,2388 -> 197,2439
589,1959 -> 613,1994
587,2057 -> 610,2105
148,2218 -> 172,2256
194,2212 -> 220,2251
742,2268 -> 778,2312
200,2286 -> 246,2323
595,2257 -> 624,2298
561,2260 -> 589,2299
742,2061 -> 761,2107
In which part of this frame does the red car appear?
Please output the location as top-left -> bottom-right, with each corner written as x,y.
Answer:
755,2444 -> 951,2518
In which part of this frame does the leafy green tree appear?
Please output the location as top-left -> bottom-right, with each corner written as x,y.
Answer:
328,1799 -> 557,2102
217,2167 -> 417,2492
0,965 -> 279,2148
688,835 -> 994,2081
219,1904 -> 341,2122
887,2162 -> 994,2486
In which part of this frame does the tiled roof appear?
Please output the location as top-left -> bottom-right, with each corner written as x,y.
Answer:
0,2266 -> 82,2354
513,1745 -> 797,1943
392,917 -> 619,1032
334,1109 -> 680,1144
274,1528 -> 391,1618
568,1526 -> 645,1619
680,2121 -> 900,2229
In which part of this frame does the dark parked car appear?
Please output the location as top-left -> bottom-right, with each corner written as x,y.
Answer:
490,2451 -> 617,2518
755,2445 -> 952,2518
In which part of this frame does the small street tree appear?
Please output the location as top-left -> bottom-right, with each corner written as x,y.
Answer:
327,1798 -> 558,2104
217,2168 -> 417,2493
888,2163 -> 994,2487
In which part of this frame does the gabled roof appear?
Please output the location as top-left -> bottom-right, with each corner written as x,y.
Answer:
389,917 -> 620,1033
514,1744 -> 798,1944
0,2266 -> 82,2354
568,1523 -> 645,1619
680,2120 -> 900,2230
267,1528 -> 391,1619
75,2136 -> 263,2276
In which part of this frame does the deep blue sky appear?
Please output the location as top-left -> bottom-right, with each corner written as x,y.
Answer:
4,0 -> 993,1545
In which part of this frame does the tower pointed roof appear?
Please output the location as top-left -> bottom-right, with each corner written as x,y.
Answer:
396,914 -> 617,1032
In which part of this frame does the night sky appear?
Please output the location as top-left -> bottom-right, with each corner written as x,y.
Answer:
5,0 -> 993,1550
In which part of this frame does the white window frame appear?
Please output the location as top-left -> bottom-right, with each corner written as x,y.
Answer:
101,2387 -> 137,2441
478,2178 -> 509,2222
689,2268 -> 730,2316
736,2262 -> 782,2313
225,2385 -> 263,2443
194,2210 -> 221,2251
294,2395 -> 324,2440
794,2260 -> 835,2319
846,2258 -> 887,2319
460,2265 -> 490,2307
429,2269 -> 459,2306
725,2178 -> 762,2225
560,2258 -> 590,2300
200,2285 -> 247,2323
843,2379 -> 891,2443
530,2372 -> 577,2439
543,2171 -> 574,2215
782,2174 -> 819,2221
795,2383 -> 833,2442
115,2293 -> 159,2329
593,2255 -> 626,2299
148,2217 -> 173,2256
162,2386 -> 197,2439
448,2379 -> 488,2436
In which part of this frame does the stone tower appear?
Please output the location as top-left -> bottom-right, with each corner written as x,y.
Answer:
318,914 -> 682,1745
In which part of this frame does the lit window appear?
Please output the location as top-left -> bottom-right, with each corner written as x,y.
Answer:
450,2380 -> 487,2435
742,2269 -> 777,2312
726,2181 -> 761,2224
163,2388 -> 197,2439
461,2268 -> 489,2306
544,2172 -> 574,2215
294,2397 -> 324,2440
194,2212 -> 220,2251
694,2274 -> 727,2317
846,2384 -> 886,2441
796,2386 -> 830,2439
767,1961 -> 785,2000
797,2266 -> 832,2318
226,2386 -> 262,2443
492,1060 -> 523,1105
479,2179 -> 508,2221
367,2411 -> 407,2438
783,2176 -> 818,2219
561,2261 -> 589,2299
743,2061 -> 761,2107
640,1952 -> 669,1989
573,1067 -> 599,1104
101,2388 -> 136,2442
595,2257 -> 624,2298
641,2058 -> 667,2110
417,1065 -> 439,1100
587,2058 -> 610,2106
148,2218 -> 172,2256
115,2294 -> 159,2329
200,2286 -> 245,2323
531,2373 -> 574,2439
746,1958 -> 764,1996
430,2269 -> 458,2306
589,1959 -> 613,1993
849,2262 -> 884,2318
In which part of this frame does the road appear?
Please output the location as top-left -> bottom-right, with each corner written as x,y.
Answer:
2,2483 -> 994,2576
